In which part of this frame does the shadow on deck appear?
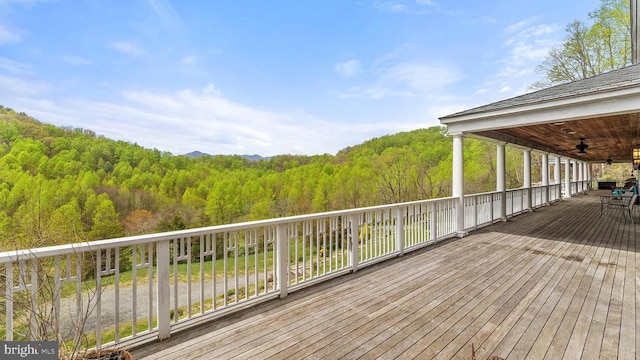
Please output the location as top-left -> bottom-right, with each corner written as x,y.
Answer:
130,192 -> 639,359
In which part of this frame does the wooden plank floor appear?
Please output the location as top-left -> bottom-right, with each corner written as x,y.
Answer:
130,192 -> 638,360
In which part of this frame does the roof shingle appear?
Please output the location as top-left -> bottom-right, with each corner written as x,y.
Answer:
440,63 -> 640,120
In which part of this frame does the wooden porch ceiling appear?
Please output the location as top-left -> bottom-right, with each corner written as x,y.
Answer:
440,64 -> 640,162
474,111 -> 640,163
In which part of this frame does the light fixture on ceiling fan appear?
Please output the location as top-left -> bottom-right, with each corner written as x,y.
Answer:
575,138 -> 588,156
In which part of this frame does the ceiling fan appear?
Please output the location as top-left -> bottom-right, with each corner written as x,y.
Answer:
575,138 -> 588,156
606,157 -> 613,165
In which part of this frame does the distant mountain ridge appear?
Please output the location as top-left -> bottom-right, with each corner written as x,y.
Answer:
184,151 -> 269,161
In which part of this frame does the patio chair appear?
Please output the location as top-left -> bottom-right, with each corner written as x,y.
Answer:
624,193 -> 638,223
605,193 -> 637,223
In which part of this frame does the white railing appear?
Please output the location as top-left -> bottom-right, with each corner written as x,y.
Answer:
0,196 -> 459,350
531,186 -> 544,208
462,186 -> 563,231
463,191 -> 500,230
560,180 -> 591,198
506,188 -> 526,216
570,180 -> 590,196
549,183 -> 562,202
0,184 -> 571,351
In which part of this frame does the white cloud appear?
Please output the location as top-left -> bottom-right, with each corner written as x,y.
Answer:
0,23 -> 21,43
110,41 -> 146,56
476,18 -> 562,98
502,20 -> 560,71
335,60 -> 362,77
3,76 -> 457,156
5,83 -> 361,156
145,0 -> 183,31
202,83 -> 221,95
392,4 -> 408,12
180,55 -> 197,65
336,60 -> 463,99
0,0 -> 55,4
0,75 -> 48,96
0,56 -> 30,74
504,19 -> 531,34
58,55 -> 92,65
504,24 -> 558,65
373,1 -> 435,14
479,16 -> 498,24
382,63 -> 461,91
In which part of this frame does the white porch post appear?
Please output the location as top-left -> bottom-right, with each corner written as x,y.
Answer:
579,161 -> 584,181
452,133 -> 467,237
554,155 -> 561,200
580,162 -> 586,192
576,161 -> 582,192
497,142 -> 507,221
276,224 -> 289,298
523,148 -> 532,211
564,158 -> 571,198
541,153 -> 549,205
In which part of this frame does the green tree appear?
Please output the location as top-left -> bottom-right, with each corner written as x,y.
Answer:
205,179 -> 243,224
0,210 -> 12,249
532,0 -> 631,88
90,197 -> 123,240
375,148 -> 412,204
10,176 -> 84,248
311,173 -> 334,212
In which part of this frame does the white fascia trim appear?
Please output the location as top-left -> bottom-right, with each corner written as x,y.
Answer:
442,87 -> 640,134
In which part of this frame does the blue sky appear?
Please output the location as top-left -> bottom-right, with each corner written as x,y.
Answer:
0,0 -> 601,156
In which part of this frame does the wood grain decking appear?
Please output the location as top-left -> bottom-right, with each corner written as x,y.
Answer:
130,192 -> 639,359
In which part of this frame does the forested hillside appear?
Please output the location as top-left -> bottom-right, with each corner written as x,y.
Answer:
0,105 -> 528,250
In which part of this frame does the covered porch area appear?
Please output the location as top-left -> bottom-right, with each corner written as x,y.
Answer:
440,63 -> 640,238
130,192 -> 639,359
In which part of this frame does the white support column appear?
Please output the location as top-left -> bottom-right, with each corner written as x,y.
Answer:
523,148 -> 532,211
565,158 -> 572,198
579,161 -> 584,181
576,161 -> 582,192
554,155 -> 562,200
497,142 -> 507,221
541,153 -> 549,205
452,133 -> 467,237
580,161 -> 587,194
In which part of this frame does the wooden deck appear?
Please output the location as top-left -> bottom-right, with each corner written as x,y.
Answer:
130,192 -> 639,359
